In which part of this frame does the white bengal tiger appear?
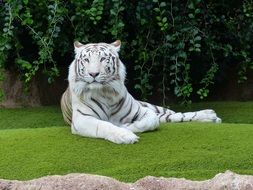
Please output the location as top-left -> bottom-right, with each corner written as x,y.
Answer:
61,40 -> 221,144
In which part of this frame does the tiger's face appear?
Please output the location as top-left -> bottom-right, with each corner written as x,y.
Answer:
73,40 -> 124,90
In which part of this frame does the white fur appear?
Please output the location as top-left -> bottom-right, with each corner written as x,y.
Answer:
67,41 -> 221,144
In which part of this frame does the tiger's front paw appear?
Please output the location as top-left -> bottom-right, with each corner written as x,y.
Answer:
106,128 -> 139,144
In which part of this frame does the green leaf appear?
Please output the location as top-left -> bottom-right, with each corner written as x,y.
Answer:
156,16 -> 161,21
194,36 -> 202,41
90,7 -> 97,12
98,6 -> 103,11
188,13 -> 194,18
5,44 -> 11,50
16,59 -> 32,70
3,28 -> 8,33
96,16 -> 102,20
160,2 -> 166,7
188,3 -> 194,9
154,8 -> 160,12
195,8 -> 201,14
162,17 -> 167,23
195,48 -> 201,52
189,47 -> 194,51
158,22 -> 163,26
134,84 -> 142,90
179,52 -> 187,59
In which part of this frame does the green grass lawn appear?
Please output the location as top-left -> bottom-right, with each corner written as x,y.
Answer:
0,101 -> 253,182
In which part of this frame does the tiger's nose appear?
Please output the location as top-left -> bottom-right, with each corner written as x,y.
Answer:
89,72 -> 100,78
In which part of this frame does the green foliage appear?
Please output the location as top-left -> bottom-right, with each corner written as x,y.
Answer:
0,0 -> 252,103
0,102 -> 253,181
197,62 -> 218,99
85,0 -> 104,25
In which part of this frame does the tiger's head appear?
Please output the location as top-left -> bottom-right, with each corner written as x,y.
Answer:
70,40 -> 126,95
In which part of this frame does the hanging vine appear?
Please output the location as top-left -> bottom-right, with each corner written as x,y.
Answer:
0,0 -> 252,104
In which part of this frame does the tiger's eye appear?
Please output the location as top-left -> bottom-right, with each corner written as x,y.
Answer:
84,58 -> 89,62
100,57 -> 106,62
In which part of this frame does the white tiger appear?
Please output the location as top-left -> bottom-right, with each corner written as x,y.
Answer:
61,40 -> 221,144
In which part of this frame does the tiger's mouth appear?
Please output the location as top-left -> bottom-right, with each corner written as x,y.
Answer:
88,78 -> 104,84
76,77 -> 102,84
88,81 -> 103,85
76,76 -> 113,86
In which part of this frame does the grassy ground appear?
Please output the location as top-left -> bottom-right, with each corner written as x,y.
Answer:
0,101 -> 253,182
0,106 -> 65,129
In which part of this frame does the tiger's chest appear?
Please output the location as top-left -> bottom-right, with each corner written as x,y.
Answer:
76,86 -> 137,126
80,90 -> 123,120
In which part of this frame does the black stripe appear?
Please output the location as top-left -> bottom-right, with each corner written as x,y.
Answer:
181,113 -> 185,122
111,97 -> 124,107
120,101 -> 133,122
65,111 -> 72,121
78,59 -> 83,77
80,45 -> 95,52
159,113 -> 166,119
190,112 -> 197,121
165,114 -> 171,122
82,102 -> 101,119
111,97 -> 125,116
112,57 -> 116,75
96,97 -> 110,109
98,44 -> 110,49
140,102 -> 148,107
91,98 -> 109,119
153,105 -> 160,113
77,109 -> 94,117
131,106 -> 140,123
139,111 -> 147,120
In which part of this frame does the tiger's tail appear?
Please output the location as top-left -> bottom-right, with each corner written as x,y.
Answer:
138,101 -> 221,123
60,87 -> 72,126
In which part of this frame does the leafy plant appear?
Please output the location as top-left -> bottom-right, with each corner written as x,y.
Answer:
0,0 -> 252,104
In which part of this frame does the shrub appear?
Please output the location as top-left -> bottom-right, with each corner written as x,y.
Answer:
0,0 -> 252,104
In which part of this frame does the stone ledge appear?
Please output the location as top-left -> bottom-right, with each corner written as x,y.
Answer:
1,170 -> 253,190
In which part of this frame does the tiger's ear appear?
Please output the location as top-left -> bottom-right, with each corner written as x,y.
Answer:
111,40 -> 121,52
74,41 -> 84,48
74,41 -> 84,54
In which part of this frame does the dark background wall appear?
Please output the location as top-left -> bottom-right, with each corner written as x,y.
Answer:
1,66 -> 252,108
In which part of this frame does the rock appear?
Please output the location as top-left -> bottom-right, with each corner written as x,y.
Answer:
0,69 -> 41,108
0,174 -> 130,190
134,171 -> 253,190
0,68 -> 68,107
0,171 -> 253,190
